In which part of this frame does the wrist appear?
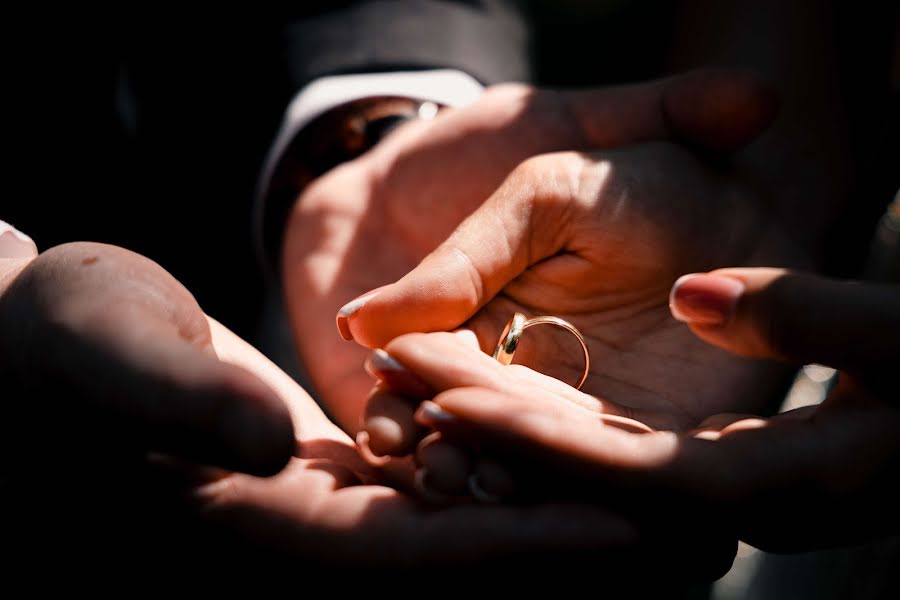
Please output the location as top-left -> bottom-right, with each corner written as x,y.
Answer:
260,96 -> 442,272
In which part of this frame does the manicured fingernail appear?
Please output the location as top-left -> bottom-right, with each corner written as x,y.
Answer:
355,430 -> 391,467
468,460 -> 515,503
218,400 -> 295,475
365,349 -> 431,396
415,400 -> 459,426
362,414 -> 409,457
0,220 -> 38,258
336,288 -> 383,341
669,273 -> 745,326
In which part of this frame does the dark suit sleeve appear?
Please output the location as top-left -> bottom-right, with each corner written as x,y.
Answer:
279,1 -> 532,92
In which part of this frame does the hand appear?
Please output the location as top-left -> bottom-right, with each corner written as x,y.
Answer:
187,320 -> 670,571
0,241 -> 295,477
368,269 -> 900,552
0,241 -> 716,574
351,130 -> 817,463
282,70 -> 778,432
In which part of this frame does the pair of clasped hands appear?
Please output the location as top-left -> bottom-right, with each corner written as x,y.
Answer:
2,69 -> 897,574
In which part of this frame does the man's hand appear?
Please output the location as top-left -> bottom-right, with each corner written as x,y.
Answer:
282,70 -> 778,433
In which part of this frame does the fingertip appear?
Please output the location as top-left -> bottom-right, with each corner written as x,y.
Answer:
452,328 -> 481,350
416,435 -> 471,496
335,286 -> 388,344
355,430 -> 392,467
364,415 -> 408,456
669,272 -> 745,326
217,403 -> 294,476
216,367 -> 297,476
364,348 -> 432,396
0,221 -> 38,258
362,388 -> 423,457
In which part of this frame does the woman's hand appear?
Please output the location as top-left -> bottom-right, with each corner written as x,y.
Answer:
365,269 -> 900,552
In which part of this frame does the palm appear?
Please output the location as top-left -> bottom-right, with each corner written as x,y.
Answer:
196,319 -> 649,566
459,144 -> 801,429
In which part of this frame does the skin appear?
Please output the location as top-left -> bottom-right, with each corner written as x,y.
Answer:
2,241 -> 722,573
350,139 -> 810,464
281,69 -> 781,434
369,269 -> 900,552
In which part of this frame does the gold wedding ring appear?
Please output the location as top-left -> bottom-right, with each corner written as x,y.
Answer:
493,312 -> 591,390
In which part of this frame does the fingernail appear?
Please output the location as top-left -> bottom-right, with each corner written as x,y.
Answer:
336,288 -> 383,341
669,273 -> 745,326
0,220 -> 38,258
365,348 -> 407,377
415,400 -> 459,426
365,349 -> 431,396
355,430 -> 391,467
362,414 -> 410,457
218,401 -> 295,476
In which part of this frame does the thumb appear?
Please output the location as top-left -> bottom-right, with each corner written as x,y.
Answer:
669,267 -> 900,371
337,153 -> 574,348
0,243 -> 296,477
558,68 -> 778,152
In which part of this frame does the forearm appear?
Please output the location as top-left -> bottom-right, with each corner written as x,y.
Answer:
671,0 -> 850,263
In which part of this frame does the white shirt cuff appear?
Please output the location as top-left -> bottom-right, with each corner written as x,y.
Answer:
254,69 -> 485,273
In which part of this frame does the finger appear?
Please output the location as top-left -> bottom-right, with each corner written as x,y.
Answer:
415,432 -> 471,497
336,152 -> 567,346
385,331 -> 639,422
357,330 -> 485,458
360,383 -> 423,459
76,321 -> 297,477
560,68 -> 778,152
669,268 -> 900,371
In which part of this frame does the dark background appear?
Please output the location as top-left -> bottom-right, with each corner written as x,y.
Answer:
3,2 -> 897,340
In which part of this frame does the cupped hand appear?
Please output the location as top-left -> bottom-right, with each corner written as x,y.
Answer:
282,70 -> 778,432
352,135 -> 813,464
367,269 -> 900,552
189,320 -> 660,570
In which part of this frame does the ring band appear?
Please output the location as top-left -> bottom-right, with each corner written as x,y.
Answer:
492,312 -> 590,390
